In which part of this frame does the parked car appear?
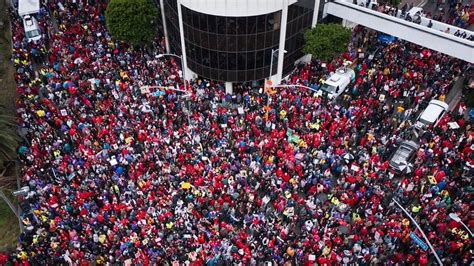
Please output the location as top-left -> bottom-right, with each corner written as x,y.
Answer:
415,99 -> 449,130
389,140 -> 420,173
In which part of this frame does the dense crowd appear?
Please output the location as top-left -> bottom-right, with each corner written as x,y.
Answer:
433,0 -> 473,29
1,0 -> 473,265
371,0 -> 474,40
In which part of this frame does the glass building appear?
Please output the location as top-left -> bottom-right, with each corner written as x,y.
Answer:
157,0 -> 324,92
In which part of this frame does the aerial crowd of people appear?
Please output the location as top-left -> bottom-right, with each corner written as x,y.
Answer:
0,0 -> 472,265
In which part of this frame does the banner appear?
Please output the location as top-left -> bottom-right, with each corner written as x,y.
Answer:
410,232 -> 428,251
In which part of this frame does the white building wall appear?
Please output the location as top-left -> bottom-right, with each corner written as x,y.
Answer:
180,0 -> 297,17
327,0 -> 474,63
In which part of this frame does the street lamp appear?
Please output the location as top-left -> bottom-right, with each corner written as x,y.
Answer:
269,49 -> 287,80
449,213 -> 473,237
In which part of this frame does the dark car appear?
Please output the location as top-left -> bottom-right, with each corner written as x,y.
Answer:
389,140 -> 420,173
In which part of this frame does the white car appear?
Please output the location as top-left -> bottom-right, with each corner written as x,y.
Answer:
22,15 -> 41,42
415,99 -> 449,129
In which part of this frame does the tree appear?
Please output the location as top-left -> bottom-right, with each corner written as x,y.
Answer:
303,23 -> 352,62
0,111 -> 18,169
388,0 -> 401,6
105,0 -> 158,46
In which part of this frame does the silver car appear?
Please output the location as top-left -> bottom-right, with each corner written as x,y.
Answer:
389,140 -> 420,174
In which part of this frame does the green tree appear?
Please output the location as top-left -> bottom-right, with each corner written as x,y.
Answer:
105,0 -> 158,46
303,23 -> 352,62
0,111 -> 18,168
389,0 -> 401,6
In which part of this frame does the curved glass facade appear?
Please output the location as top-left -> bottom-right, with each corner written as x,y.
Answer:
182,6 -> 282,82
159,0 -> 315,83
283,0 -> 315,75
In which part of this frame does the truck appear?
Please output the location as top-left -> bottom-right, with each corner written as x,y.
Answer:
18,0 -> 40,16
18,0 -> 42,42
320,66 -> 356,100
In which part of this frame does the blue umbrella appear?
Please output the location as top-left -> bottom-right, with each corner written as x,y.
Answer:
115,166 -> 124,175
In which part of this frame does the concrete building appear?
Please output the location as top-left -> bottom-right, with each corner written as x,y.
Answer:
156,0 -> 324,92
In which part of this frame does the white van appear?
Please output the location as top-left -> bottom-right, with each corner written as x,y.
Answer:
22,15 -> 41,42
415,99 -> 449,129
320,67 -> 355,100
18,0 -> 41,42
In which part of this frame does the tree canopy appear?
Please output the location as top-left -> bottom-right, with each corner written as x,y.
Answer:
105,0 -> 158,46
0,111 -> 18,168
303,23 -> 352,62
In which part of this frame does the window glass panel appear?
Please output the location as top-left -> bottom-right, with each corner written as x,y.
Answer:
201,49 -> 210,67
228,71 -> 238,82
199,13 -> 207,31
217,17 -> 226,34
210,50 -> 218,68
237,17 -> 247,35
256,33 -> 265,50
273,11 -> 281,30
237,35 -> 247,52
267,14 -> 274,31
255,68 -> 264,80
237,52 -> 246,70
192,12 -> 200,28
246,52 -> 255,69
273,30 -> 280,46
208,15 -> 217,33
247,16 -> 257,34
218,70 -> 227,81
264,49 -> 272,66
265,31 -> 273,48
202,66 -> 211,79
195,46 -> 202,64
247,34 -> 256,50
201,31 -> 209,48
227,35 -> 237,52
210,68 -> 218,79
228,53 -> 237,70
257,15 -> 266,33
217,36 -> 227,51
218,52 -> 228,69
208,33 -> 217,50
255,50 -> 264,68
227,17 -> 237,34
237,70 -> 246,82
246,69 -> 255,81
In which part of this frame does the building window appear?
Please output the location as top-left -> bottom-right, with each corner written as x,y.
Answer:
181,5 -> 282,82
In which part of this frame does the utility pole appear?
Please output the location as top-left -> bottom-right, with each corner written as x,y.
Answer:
392,199 -> 443,265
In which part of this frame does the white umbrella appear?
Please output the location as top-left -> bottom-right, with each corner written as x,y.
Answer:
399,162 -> 414,174
343,153 -> 355,161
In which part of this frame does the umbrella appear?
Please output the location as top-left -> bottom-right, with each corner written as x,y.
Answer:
36,110 -> 45,117
181,182 -> 191,190
343,153 -> 355,161
316,193 -> 328,203
338,226 -> 350,235
399,162 -> 414,174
